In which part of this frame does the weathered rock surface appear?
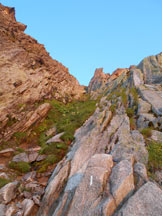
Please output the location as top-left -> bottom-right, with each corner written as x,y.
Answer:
0,204 -> 6,216
46,132 -> 64,144
115,182 -> 162,216
1,3 -> 162,215
0,181 -> 19,204
0,3 -> 84,141
110,159 -> 134,206
22,199 -> 34,216
12,152 -> 29,162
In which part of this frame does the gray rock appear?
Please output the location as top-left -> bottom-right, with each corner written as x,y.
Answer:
36,155 -> 46,162
67,154 -> 113,216
0,181 -> 19,204
33,195 -> 41,206
0,204 -> 6,216
0,164 -> 5,171
46,132 -> 64,144
23,191 -> 32,199
116,182 -> 162,216
28,152 -> 38,163
0,173 -> 9,179
134,162 -> 148,189
22,199 -> 34,216
139,89 -> 162,116
151,130 -> 162,142
137,113 -> 157,129
131,69 -> 144,87
155,170 -> 162,185
6,204 -> 17,216
45,126 -> 57,137
12,153 -> 29,163
137,98 -> 151,114
110,159 -> 134,206
22,171 -> 36,182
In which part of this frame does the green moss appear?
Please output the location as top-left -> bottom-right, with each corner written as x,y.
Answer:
56,143 -> 68,150
130,87 -> 138,104
45,155 -> 58,164
126,108 -> 135,118
130,117 -> 136,130
8,161 -> 31,173
0,178 -> 10,189
140,128 -> 152,138
147,140 -> 162,171
60,132 -> 75,143
13,132 -> 27,143
110,104 -> 117,114
121,88 -> 127,107
16,148 -> 25,153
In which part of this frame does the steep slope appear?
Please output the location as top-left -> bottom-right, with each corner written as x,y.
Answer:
0,4 -> 84,141
38,53 -> 162,216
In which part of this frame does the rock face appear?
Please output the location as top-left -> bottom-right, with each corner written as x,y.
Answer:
38,52 -> 162,216
0,3 -> 84,141
88,68 -> 110,93
1,3 -> 162,216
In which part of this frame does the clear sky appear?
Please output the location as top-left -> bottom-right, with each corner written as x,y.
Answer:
1,0 -> 162,85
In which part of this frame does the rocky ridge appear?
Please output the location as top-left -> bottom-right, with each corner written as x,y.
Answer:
0,3 -> 162,216
0,3 -> 85,142
37,52 -> 162,216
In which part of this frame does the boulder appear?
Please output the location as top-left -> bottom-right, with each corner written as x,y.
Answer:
28,152 -> 38,163
0,181 -> 19,204
45,126 -> 57,137
67,154 -> 113,216
137,98 -> 151,114
137,113 -> 157,129
139,89 -> 162,116
22,171 -> 36,182
22,199 -> 34,216
6,204 -> 17,216
151,130 -> 162,142
46,132 -> 64,144
0,148 -> 14,157
12,152 -> 29,163
116,182 -> 162,216
110,159 -> 134,206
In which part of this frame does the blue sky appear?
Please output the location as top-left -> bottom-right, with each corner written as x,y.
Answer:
1,0 -> 162,85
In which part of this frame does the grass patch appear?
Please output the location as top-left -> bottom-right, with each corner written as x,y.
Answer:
0,178 -> 10,189
130,117 -> 136,130
110,104 -> 117,114
8,161 -> 31,173
130,87 -> 138,104
126,108 -> 134,118
140,128 -> 152,138
121,88 -> 127,107
13,132 -> 27,143
147,140 -> 162,171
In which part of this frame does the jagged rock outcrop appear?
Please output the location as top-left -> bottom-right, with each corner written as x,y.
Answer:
0,3 -> 84,140
88,67 -> 129,98
88,68 -> 110,93
37,52 -> 162,216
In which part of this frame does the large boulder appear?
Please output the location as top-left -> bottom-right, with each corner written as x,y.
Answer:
115,182 -> 162,216
0,181 -> 19,204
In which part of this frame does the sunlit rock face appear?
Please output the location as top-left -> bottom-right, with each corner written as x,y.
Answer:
38,52 -> 162,216
1,3 -> 162,216
0,3 -> 85,140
